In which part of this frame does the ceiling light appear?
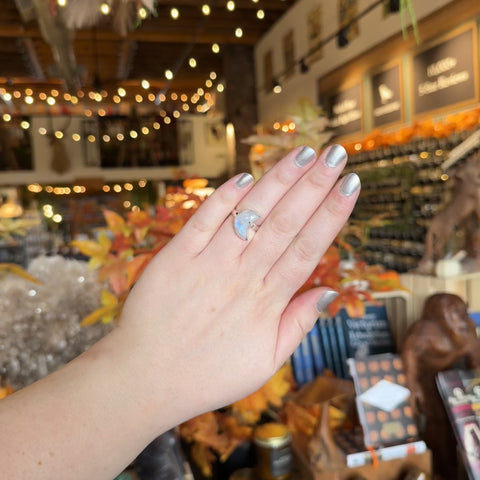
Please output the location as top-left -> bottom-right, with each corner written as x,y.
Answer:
257,9 -> 264,19
170,8 -> 179,19
272,79 -> 282,94
100,3 -> 110,14
201,4 -> 210,15
165,69 -> 173,80
235,27 -> 243,38
227,1 -> 235,11
189,57 -> 197,68
212,43 -> 220,54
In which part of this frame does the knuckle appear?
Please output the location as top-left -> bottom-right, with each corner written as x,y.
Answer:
292,234 -> 318,263
269,210 -> 296,237
273,167 -> 294,188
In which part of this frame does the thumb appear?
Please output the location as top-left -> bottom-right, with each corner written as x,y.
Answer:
274,288 -> 338,368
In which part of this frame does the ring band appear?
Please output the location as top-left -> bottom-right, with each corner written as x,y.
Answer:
232,209 -> 260,241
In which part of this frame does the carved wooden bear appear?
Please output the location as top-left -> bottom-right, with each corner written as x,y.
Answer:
402,293 -> 480,479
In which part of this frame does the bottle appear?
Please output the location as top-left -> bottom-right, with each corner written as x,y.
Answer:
253,423 -> 292,480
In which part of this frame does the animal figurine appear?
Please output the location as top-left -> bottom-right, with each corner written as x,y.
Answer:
416,154 -> 480,274
402,293 -> 480,479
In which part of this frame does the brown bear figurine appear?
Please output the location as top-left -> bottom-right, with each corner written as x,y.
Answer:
402,293 -> 480,479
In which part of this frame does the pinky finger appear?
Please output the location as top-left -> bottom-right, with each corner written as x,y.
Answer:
173,173 -> 255,257
274,288 -> 338,369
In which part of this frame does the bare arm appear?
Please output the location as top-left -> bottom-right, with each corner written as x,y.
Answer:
0,145 -> 359,479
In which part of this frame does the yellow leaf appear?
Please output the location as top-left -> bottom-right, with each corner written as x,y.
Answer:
0,263 -> 41,284
101,289 -> 118,308
80,304 -> 120,326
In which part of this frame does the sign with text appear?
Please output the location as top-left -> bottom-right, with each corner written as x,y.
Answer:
412,26 -> 477,115
371,63 -> 403,128
324,83 -> 362,137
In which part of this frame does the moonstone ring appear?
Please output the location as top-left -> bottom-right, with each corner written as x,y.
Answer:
232,209 -> 260,241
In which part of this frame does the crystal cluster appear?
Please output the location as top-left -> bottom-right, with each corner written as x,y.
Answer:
0,256 -> 113,389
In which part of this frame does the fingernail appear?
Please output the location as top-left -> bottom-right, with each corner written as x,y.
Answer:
316,290 -> 339,313
325,144 -> 347,168
340,173 -> 361,196
235,173 -> 254,189
294,146 -> 316,167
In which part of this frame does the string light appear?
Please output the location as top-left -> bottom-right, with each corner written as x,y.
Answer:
201,4 -> 210,15
170,8 -> 179,19
235,27 -> 243,38
227,1 -> 235,11
211,43 -> 220,54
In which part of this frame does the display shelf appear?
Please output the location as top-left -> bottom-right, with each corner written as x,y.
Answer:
343,132 -> 472,273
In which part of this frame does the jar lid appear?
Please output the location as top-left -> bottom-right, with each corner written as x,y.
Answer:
253,422 -> 291,448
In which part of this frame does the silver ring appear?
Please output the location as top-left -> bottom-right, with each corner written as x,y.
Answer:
232,209 -> 260,241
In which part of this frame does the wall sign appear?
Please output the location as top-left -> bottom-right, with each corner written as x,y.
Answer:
323,83 -> 362,137
412,25 -> 477,116
371,62 -> 403,128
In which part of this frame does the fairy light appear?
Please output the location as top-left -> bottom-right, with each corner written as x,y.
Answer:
135,94 -> 143,103
216,83 -> 224,92
173,110 -> 180,118
124,183 -> 133,191
257,9 -> 265,19
129,130 -> 138,139
72,133 -> 81,141
54,131 -> 63,139
197,87 -> 204,96
103,134 -> 111,142
46,97 -> 55,105
113,184 -> 122,193
88,134 -> 96,142
141,126 -> 149,135
210,71 -> 217,80
98,108 -> 106,116
153,122 -> 160,130
100,2 -> 110,14
170,7 -> 179,19
148,93 -> 155,101
138,7 -> 148,19
182,103 -> 189,111
113,95 -> 121,103
212,43 -> 220,54
103,185 -> 111,192
205,79 -> 213,88
164,117 -> 171,124
171,92 -> 178,100
235,27 -> 243,38
227,1 -> 235,11
165,69 -> 173,80
25,88 -> 33,96
51,89 -> 59,97
20,121 -> 30,129
2,114 -> 11,122
201,4 -> 210,15
189,57 -> 197,68
158,93 -> 166,102
38,127 -> 47,135
138,179 -> 147,187
3,93 -> 12,101
57,0 -> 67,6
117,87 -> 126,97
141,79 -> 150,89
117,133 -> 124,141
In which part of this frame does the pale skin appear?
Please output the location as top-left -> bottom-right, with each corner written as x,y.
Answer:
0,145 -> 360,479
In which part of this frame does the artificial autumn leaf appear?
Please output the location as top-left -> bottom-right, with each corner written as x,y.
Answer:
103,209 -> 130,236
0,263 -> 41,284
80,289 -> 120,326
0,380 -> 14,400
191,442 -> 216,478
0,218 -> 40,240
98,257 -> 129,296
125,253 -> 153,289
232,364 -> 294,424
70,232 -> 112,269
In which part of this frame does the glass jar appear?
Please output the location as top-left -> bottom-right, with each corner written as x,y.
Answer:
253,423 -> 292,480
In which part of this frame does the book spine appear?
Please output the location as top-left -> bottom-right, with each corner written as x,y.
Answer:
291,343 -> 306,386
326,317 -> 344,378
318,317 -> 335,375
300,336 -> 315,383
346,440 -> 427,468
334,314 -> 350,377
308,321 -> 325,376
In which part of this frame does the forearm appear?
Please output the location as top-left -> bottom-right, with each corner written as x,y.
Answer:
0,326 -> 172,480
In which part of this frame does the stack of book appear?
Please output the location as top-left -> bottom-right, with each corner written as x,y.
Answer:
291,304 -> 395,385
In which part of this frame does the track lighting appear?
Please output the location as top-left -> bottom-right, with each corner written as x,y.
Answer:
337,27 -> 349,48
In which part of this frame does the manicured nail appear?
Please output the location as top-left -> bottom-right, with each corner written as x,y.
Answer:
235,173 -> 254,189
340,173 -> 361,196
325,144 -> 347,168
316,290 -> 339,313
294,146 -> 316,167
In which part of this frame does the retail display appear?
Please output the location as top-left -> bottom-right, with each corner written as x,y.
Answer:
0,255 -> 112,389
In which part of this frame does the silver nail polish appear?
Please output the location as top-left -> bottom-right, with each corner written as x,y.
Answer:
235,173 -> 254,189
294,146 -> 316,167
316,290 -> 339,313
340,173 -> 361,196
325,144 -> 347,168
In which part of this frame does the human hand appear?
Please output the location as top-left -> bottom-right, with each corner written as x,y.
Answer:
119,145 -> 360,429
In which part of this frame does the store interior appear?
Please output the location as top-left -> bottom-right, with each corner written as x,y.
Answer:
2,0 -> 480,479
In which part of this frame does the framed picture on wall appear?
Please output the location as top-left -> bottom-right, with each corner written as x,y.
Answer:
338,0 -> 359,43
282,30 -> 295,79
264,50 -> 274,92
307,5 -> 323,65
0,118 -> 33,171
